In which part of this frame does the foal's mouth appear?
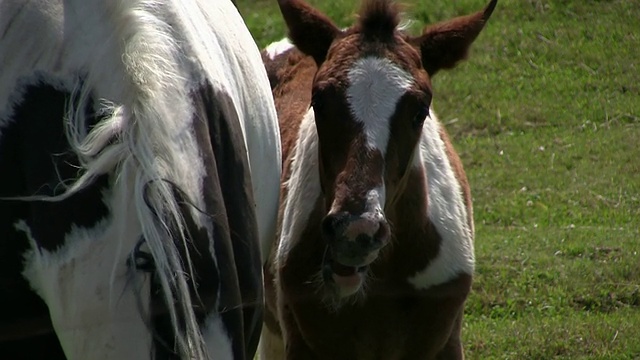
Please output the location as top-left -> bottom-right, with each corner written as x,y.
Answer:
330,260 -> 369,277
322,248 -> 378,298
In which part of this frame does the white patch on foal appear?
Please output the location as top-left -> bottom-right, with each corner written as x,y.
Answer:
407,110 -> 475,289
346,56 -> 413,155
365,186 -> 386,214
265,109 -> 319,360
264,37 -> 294,60
276,108 -> 321,264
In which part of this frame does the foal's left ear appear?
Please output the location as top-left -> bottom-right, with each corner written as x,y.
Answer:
409,0 -> 497,76
276,0 -> 341,65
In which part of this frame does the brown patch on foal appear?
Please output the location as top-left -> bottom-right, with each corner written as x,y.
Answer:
264,49 -> 316,163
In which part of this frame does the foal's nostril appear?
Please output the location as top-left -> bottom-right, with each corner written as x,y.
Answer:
321,212 -> 348,242
323,212 -> 390,251
355,233 -> 374,248
321,217 -> 336,239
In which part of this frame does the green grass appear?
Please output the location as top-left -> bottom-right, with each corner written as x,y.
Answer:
236,0 -> 640,358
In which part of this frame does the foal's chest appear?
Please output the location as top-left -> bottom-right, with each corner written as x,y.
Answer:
297,290 -> 466,360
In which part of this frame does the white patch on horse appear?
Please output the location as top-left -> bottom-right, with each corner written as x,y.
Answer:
264,37 -> 294,59
14,220 -> 37,250
20,186 -> 153,359
407,110 -> 474,289
201,314 -> 234,360
276,108 -> 322,265
346,56 -> 413,155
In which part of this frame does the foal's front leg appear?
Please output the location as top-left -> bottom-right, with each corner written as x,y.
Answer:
279,302 -> 318,360
284,330 -> 318,360
435,310 -> 465,360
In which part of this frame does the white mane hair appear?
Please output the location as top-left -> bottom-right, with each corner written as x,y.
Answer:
1,0 -> 281,358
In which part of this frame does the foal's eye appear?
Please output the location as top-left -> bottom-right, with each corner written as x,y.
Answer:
413,106 -> 429,128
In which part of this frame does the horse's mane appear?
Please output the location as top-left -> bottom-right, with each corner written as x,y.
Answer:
68,1 -> 212,358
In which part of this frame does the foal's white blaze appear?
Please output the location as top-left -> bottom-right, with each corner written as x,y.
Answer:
408,110 -> 475,289
346,56 -> 413,155
365,186 -> 386,215
328,186 -> 385,221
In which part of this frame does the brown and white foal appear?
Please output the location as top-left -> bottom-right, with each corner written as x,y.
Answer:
261,0 -> 496,358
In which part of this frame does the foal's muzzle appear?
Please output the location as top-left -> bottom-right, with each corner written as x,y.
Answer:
321,211 -> 390,267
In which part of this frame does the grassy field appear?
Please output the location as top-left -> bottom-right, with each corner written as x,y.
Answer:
236,0 -> 640,358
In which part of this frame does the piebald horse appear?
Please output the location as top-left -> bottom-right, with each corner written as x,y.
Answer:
0,0 -> 281,359
260,0 -> 496,358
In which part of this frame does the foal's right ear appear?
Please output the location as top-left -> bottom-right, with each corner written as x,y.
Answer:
409,0 -> 497,76
277,0 -> 341,65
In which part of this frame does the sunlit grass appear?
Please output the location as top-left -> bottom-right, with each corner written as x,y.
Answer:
237,0 -> 640,357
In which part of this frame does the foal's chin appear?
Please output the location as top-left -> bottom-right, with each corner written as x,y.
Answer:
321,272 -> 369,309
319,250 -> 379,308
330,269 -> 367,298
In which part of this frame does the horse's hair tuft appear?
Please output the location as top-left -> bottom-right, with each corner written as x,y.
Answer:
357,0 -> 401,42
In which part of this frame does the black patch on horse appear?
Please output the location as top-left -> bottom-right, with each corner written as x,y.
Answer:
0,76 -> 110,358
148,80 -> 262,360
6,79 -> 110,251
201,83 -> 263,359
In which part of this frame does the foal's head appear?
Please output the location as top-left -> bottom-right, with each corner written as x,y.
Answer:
278,0 -> 496,298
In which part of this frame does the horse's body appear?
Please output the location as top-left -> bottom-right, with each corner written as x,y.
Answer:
260,0 -> 496,359
0,0 -> 281,359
